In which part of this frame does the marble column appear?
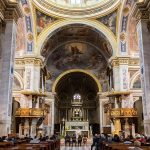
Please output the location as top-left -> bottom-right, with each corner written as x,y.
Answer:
31,119 -> 37,137
0,20 -> 17,136
137,19 -> 150,136
49,93 -> 55,135
124,118 -> 130,138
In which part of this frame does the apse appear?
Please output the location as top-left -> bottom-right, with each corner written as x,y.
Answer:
54,71 -> 101,134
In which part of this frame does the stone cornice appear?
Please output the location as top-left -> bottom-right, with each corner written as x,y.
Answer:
0,0 -> 22,22
110,57 -> 140,67
15,56 -> 44,66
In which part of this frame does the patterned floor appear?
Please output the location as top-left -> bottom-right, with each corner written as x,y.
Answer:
60,139 -> 92,150
60,145 -> 91,150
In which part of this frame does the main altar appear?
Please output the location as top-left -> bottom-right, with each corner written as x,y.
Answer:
61,93 -> 90,137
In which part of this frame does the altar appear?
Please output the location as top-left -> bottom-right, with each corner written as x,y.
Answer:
65,121 -> 89,137
60,93 -> 90,137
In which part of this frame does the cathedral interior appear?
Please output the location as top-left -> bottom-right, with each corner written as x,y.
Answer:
0,0 -> 150,148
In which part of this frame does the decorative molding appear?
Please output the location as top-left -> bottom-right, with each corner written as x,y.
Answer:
110,108 -> 138,118
15,108 -> 47,117
0,0 -> 22,22
32,0 -> 120,18
111,57 -> 140,67
15,56 -> 44,66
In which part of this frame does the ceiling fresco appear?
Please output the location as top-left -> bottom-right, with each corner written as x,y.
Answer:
41,24 -> 111,92
97,10 -> 117,35
46,42 -> 109,92
36,9 -> 57,35
41,24 -> 113,60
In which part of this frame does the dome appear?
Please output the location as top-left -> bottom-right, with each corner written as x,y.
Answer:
33,0 -> 120,18
44,0 -> 109,8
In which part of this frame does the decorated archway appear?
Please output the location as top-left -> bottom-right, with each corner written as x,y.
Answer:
52,69 -> 102,93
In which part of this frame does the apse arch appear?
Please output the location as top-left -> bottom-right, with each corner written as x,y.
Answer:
52,69 -> 102,93
37,19 -> 117,56
44,40 -> 109,64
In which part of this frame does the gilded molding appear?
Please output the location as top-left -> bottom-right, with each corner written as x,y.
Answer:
111,57 -> 140,67
15,57 -> 44,66
15,108 -> 47,117
32,0 -> 120,19
110,108 -> 138,118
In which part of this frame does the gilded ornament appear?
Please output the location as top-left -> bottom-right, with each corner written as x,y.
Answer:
120,32 -> 126,41
27,33 -> 33,41
123,6 -> 130,16
24,6 -> 30,15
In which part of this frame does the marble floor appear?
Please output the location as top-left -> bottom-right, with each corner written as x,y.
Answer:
60,139 -> 92,150
60,145 -> 91,150
60,138 -> 92,150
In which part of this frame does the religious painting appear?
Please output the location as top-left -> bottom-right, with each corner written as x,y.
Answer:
97,11 -> 117,35
16,18 -> 26,52
128,19 -> 139,55
46,42 -> 108,91
36,10 -> 57,35
41,24 -> 113,58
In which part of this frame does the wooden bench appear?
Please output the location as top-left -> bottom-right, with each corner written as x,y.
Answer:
0,139 -> 60,150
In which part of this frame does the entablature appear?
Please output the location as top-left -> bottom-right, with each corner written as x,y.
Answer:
15,56 -> 44,66
110,57 -> 140,67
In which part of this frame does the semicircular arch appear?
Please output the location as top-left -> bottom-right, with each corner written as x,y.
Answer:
52,69 -> 102,93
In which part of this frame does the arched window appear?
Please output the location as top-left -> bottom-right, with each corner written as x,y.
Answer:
70,0 -> 82,5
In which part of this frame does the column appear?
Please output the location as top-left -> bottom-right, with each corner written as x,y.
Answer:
111,58 -> 129,91
87,109 -> 88,121
24,118 -> 29,136
124,118 -> 130,138
114,119 -> 121,135
137,14 -> 150,136
31,118 -> 37,137
0,20 -> 17,136
50,93 -> 55,135
98,93 -> 103,134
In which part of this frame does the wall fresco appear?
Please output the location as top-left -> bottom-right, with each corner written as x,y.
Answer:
36,10 -> 57,35
97,11 -> 117,35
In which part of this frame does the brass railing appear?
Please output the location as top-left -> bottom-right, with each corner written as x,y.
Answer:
15,108 -> 47,117
110,108 -> 138,118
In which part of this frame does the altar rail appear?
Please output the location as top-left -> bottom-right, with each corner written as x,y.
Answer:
110,108 -> 138,118
15,108 -> 47,117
